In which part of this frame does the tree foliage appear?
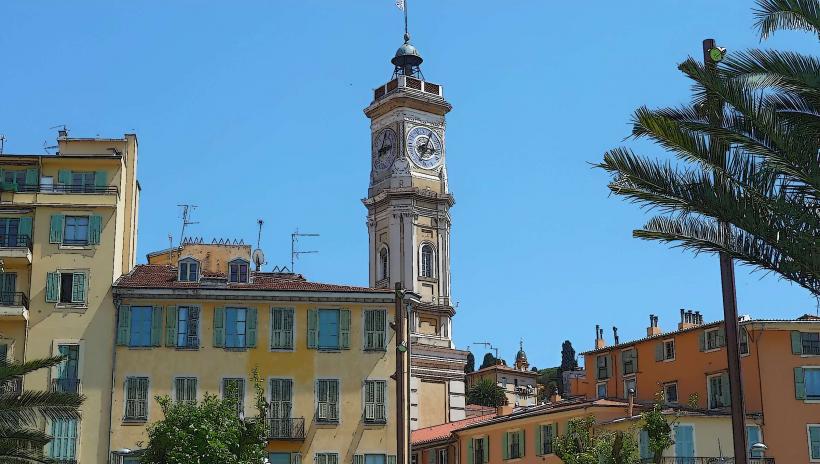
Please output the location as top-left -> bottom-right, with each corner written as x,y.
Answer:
479,352 -> 504,369
465,352 -> 475,374
0,356 -> 84,464
141,369 -> 267,464
466,378 -> 507,407
553,416 -> 640,464
561,341 -> 578,371
640,403 -> 674,463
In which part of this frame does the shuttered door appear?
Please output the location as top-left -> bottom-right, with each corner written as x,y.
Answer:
270,379 -> 293,437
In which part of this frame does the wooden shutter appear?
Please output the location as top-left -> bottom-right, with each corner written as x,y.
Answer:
353,455 -> 364,464
387,456 -> 396,464
213,307 -> 225,347
720,373 -> 731,406
151,306 -> 163,346
94,171 -> 107,187
519,430 -> 526,457
71,273 -> 86,303
45,272 -> 60,303
117,305 -> 131,345
655,342 -> 664,361
482,437 -> 489,463
246,307 -> 258,347
17,217 -> 32,241
792,331 -> 803,355
271,308 -> 282,349
795,367 -> 806,399
307,309 -> 318,349
291,453 -> 302,464
340,309 -> 351,349
605,355 -> 612,379
699,331 -> 706,352
166,306 -> 178,347
58,170 -> 71,185
283,309 -> 293,349
24,168 -> 37,187
89,215 -> 102,245
49,215 -> 64,243
535,425 -> 542,456
329,380 -> 339,420
467,439 -> 474,464
502,431 -> 509,460
718,325 -> 727,347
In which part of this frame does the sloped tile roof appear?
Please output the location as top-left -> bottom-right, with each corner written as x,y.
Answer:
411,414 -> 496,446
115,265 -> 391,293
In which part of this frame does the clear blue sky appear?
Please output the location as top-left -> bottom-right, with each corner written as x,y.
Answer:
2,1 -> 817,368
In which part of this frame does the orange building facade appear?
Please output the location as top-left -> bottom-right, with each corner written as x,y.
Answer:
570,312 -> 820,463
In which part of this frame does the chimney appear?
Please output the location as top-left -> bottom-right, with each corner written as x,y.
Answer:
678,309 -> 704,330
647,314 -> 662,337
613,326 -> 619,346
549,386 -> 562,403
496,404 -> 513,416
595,325 -> 606,349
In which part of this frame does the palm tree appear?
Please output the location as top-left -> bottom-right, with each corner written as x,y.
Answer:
466,378 -> 508,407
0,356 -> 84,464
598,0 -> 820,296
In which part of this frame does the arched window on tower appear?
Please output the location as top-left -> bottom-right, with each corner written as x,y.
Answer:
379,247 -> 389,281
420,244 -> 435,278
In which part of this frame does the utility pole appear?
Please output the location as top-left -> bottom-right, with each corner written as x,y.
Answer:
703,38 -> 748,464
393,283 -> 411,464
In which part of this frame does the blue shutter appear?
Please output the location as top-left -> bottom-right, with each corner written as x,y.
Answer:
746,425 -> 762,458
94,171 -> 107,187
151,306 -> 163,346
213,307 -> 225,347
639,429 -> 651,459
247,307 -> 258,347
17,217 -> 32,242
49,215 -> 64,243
71,273 -> 85,303
24,168 -> 38,187
45,272 -> 60,303
674,425 -> 694,458
117,305 -> 131,346
307,309 -> 318,349
88,215 -> 102,245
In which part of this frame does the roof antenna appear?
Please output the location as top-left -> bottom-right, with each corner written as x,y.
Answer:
0,135 -> 5,154
291,227 -> 319,274
252,219 -> 266,272
177,204 -> 199,248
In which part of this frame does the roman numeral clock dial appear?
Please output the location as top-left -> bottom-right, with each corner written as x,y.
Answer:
406,125 -> 443,169
373,128 -> 398,171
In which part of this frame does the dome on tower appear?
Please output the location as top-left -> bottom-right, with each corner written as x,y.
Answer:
514,339 -> 529,371
391,34 -> 424,78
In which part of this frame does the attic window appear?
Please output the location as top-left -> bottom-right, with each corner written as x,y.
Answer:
179,258 -> 199,282
229,259 -> 249,283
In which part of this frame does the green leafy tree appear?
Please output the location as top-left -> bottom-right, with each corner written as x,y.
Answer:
560,341 -> 578,371
465,352 -> 475,374
554,416 -> 640,464
479,352 -> 498,369
640,404 -> 673,463
466,378 -> 507,407
0,356 -> 84,463
141,369 -> 267,464
598,0 -> 820,296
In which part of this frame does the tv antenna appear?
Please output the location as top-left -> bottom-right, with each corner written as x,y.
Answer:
42,140 -> 58,154
291,228 -> 319,273
177,204 -> 199,247
0,135 -> 5,154
472,341 -> 499,360
253,219 -> 266,271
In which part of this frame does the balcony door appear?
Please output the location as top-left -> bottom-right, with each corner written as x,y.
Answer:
56,344 -> 80,393
0,273 -> 16,305
270,379 -> 292,437
674,424 -> 695,460
0,218 -> 19,248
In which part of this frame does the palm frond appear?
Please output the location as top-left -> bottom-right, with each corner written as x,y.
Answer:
0,427 -> 52,447
0,441 -> 54,464
753,0 -> 820,39
0,357 -> 65,382
0,391 -> 84,428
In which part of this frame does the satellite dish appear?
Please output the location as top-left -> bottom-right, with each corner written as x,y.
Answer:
252,249 -> 266,269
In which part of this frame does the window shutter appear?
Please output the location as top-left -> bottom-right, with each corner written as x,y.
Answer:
117,305 -> 131,345
520,430 -> 525,457
17,217 -> 32,240
166,306 -> 178,347
795,367 -> 806,400
291,453 -> 302,464
247,307 -> 258,347
24,168 -> 37,187
58,170 -> 71,185
482,437 -> 489,463
606,355 -> 612,379
49,215 -> 64,243
71,273 -> 86,303
502,432 -> 509,460
387,456 -> 396,464
718,325 -> 727,347
284,309 -> 293,348
699,331 -> 706,352
45,272 -> 60,303
353,455 -> 364,464
89,215 -> 102,245
792,331 -> 803,355
467,439 -> 474,464
535,425 -> 542,456
94,171 -> 107,187
151,306 -> 163,346
213,307 -> 225,347
720,373 -> 731,406
427,450 -> 436,464
307,309 -> 318,349
340,309 -> 351,349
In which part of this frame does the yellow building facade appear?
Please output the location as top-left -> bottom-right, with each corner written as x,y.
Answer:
0,132 -> 140,463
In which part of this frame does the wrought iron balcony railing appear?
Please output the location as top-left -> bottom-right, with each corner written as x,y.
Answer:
0,376 -> 22,395
267,417 -> 306,440
640,458 -> 774,464
0,234 -> 31,250
51,378 -> 81,394
0,292 -> 28,308
6,183 -> 119,195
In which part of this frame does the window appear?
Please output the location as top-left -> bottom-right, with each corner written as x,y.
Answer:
226,307 -> 248,348
656,339 -> 675,361
420,244 -> 435,278
316,453 -> 339,464
175,306 -> 200,348
3,170 -> 27,188
46,271 -> 87,305
801,332 -> 820,356
746,425 -> 763,458
71,171 -> 96,192
0,217 -> 20,247
268,453 -> 294,464
364,454 -> 386,464
622,348 -> 637,375
178,258 -> 199,282
740,328 -> 749,355
596,382 -> 607,399
175,377 -> 197,404
309,308 -> 350,350
809,425 -> 820,460
129,306 -> 156,347
379,247 -> 389,281
538,424 -> 554,455
472,437 -> 487,464
796,367 -> 820,400
664,382 -> 678,403
49,214 -> 101,246
364,380 -> 386,423
271,308 -> 294,350
229,259 -> 249,283
48,418 -> 78,461
364,309 -> 387,350
316,379 -> 339,423
708,373 -> 730,409
223,378 -> 245,415
596,354 -> 610,379
501,377 -> 507,388
64,216 -> 90,245
704,328 -> 725,351
624,377 -> 636,397
437,449 -> 447,464
124,377 -> 149,420
269,379 -> 293,438
505,430 -> 523,459
54,344 -> 80,393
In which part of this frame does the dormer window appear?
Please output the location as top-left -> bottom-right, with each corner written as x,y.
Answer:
229,259 -> 249,283
178,258 -> 199,282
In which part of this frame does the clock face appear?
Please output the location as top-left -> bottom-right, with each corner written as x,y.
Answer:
373,128 -> 398,171
406,126 -> 443,169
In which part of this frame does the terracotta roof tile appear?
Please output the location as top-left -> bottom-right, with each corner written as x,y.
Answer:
411,414 -> 496,446
115,265 -> 391,293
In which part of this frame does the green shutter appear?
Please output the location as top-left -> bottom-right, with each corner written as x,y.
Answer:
719,325 -> 727,347
71,273 -> 86,303
17,217 -> 32,240
483,436 -> 489,463
49,215 -> 64,243
655,342 -> 663,361
58,170 -> 71,185
94,171 -> 107,187
88,215 -> 102,245
606,355 -> 612,379
721,373 -> 731,406
45,272 -> 59,302
340,309 -> 351,349
795,367 -> 806,400
467,439 -> 474,464
24,168 -> 37,187
520,430 -> 525,457
699,331 -> 706,352
387,456 -> 396,464
535,425 -> 542,456
502,432 -> 509,460
792,331 -> 803,355
117,305 -> 131,346
213,307 -> 225,347
151,306 -> 163,346
166,306 -> 178,347
246,307 -> 258,347
353,456 -> 364,464
307,309 -> 318,349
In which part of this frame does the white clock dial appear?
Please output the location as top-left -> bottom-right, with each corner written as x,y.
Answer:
373,128 -> 398,171
406,126 -> 443,169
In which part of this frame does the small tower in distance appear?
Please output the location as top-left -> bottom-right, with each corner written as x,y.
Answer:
515,339 -> 530,371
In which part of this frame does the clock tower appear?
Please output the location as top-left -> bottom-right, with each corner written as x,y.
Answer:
363,35 -> 468,429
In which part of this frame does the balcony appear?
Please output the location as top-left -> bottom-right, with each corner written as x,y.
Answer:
0,234 -> 32,264
50,378 -> 81,394
11,184 -> 119,195
0,376 -> 22,395
267,417 -> 305,440
640,458 -> 774,464
0,292 -> 29,321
